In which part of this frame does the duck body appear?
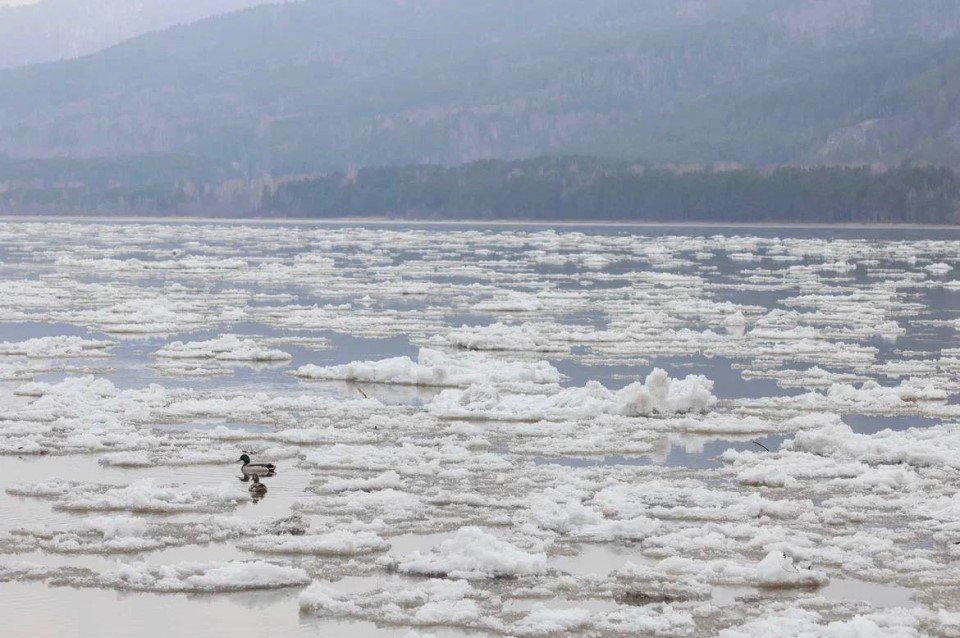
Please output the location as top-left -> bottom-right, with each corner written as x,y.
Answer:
239,453 -> 276,476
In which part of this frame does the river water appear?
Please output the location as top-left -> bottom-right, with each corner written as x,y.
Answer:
1,220 -> 958,637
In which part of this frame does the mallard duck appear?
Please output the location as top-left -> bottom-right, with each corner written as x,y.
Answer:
248,473 -> 268,494
239,453 -> 276,476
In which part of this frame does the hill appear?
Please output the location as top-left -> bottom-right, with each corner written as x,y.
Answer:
2,0 -> 960,188
0,0 -> 279,69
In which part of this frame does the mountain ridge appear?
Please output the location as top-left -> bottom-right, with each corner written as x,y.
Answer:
0,0 -> 281,69
2,0 -> 960,176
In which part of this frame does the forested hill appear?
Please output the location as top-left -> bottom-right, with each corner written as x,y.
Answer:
3,0 -> 960,173
2,158 -> 957,225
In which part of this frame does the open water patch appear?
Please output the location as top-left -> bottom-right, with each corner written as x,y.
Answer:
533,435 -> 784,470
841,414 -> 943,434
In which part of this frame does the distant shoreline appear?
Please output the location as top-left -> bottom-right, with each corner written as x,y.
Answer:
4,162 -> 957,226
0,214 -> 959,231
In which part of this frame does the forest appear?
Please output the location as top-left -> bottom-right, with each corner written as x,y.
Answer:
263,160 -> 960,224
2,157 -> 957,224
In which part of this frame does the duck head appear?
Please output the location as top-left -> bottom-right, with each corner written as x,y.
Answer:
239,453 -> 251,465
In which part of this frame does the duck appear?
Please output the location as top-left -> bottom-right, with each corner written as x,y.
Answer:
239,453 -> 276,476
248,473 -> 268,495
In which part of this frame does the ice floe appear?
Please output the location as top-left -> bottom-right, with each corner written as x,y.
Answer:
294,347 -> 561,390
0,336 -> 114,358
105,560 -> 310,592
386,526 -> 547,579
238,530 -> 390,555
154,334 -> 292,362
428,368 -> 716,420
434,322 -> 569,353
8,479 -> 247,513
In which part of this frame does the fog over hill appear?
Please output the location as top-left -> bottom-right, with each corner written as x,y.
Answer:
3,0 -> 960,219
0,0 -> 281,69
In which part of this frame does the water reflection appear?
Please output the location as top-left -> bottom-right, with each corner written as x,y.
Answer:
710,578 -> 917,609
533,433 -> 785,470
246,474 -> 268,503
841,413 -> 942,434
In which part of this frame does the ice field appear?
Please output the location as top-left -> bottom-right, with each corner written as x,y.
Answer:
2,220 -> 960,637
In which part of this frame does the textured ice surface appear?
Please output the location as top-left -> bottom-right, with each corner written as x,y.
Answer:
388,527 -> 547,579
294,347 -> 561,390
0,336 -> 115,358
428,368 -> 716,420
104,560 -> 310,592
436,322 -> 570,353
155,334 -> 292,362
9,479 -> 247,513
1,222 -> 959,636
238,530 -> 390,555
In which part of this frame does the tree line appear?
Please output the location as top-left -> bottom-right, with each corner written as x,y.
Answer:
2,157 -> 959,224
262,159 -> 960,224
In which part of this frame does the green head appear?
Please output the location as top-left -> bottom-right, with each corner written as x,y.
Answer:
239,454 -> 251,464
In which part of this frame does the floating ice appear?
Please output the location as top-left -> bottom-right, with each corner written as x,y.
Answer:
626,551 -> 827,590
155,334 -> 292,362
428,368 -> 716,420
105,560 -> 310,592
53,297 -> 213,334
313,471 -> 404,494
525,485 -> 663,542
10,479 -> 247,513
388,526 -> 547,579
238,530 -> 390,555
510,605 -> 593,636
294,347 -> 561,389
925,262 -> 953,276
0,336 -> 114,358
755,551 -> 829,588
718,607 -> 921,638
437,322 -> 568,353
300,578 -> 487,629
472,291 -> 543,312
4,223 -> 960,634
787,421 -> 960,470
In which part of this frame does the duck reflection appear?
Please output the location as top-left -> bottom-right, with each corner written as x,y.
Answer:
246,473 -> 268,503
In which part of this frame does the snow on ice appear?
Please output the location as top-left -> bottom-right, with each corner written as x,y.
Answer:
0,222 -> 958,635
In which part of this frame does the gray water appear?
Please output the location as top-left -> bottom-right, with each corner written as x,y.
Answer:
1,220 -> 958,636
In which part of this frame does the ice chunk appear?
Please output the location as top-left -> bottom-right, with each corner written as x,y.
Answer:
105,560 -> 310,592
238,530 -> 390,555
390,526 -> 546,579
294,347 -> 560,389
718,607 -> 920,638
9,479 -> 248,513
755,551 -> 828,588
428,369 -> 716,420
472,291 -> 543,312
313,471 -> 404,494
155,334 -> 292,362
925,262 -> 953,276
438,323 -> 567,352
0,336 -> 114,358
510,605 -> 592,636
300,578 -> 483,629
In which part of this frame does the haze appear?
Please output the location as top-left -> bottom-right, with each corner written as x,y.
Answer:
0,0 -> 959,223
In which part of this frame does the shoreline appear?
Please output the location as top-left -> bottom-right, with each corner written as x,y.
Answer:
0,214 -> 958,231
